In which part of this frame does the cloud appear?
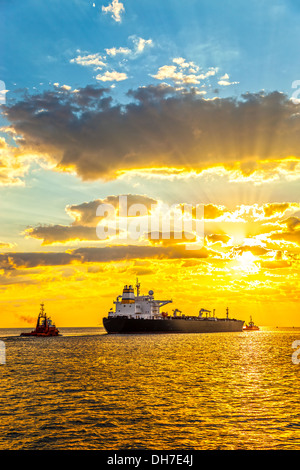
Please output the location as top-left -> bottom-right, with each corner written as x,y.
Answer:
0,252 -> 79,270
173,57 -> 196,69
25,225 -> 100,245
204,204 -> 227,220
0,80 -> 8,105
146,231 -> 197,246
270,221 -> 300,245
96,70 -> 128,82
102,0 -> 124,22
68,194 -> 157,225
105,46 -> 131,56
131,36 -> 153,54
206,234 -> 231,244
0,241 -> 14,248
0,245 -> 209,271
24,194 -> 159,244
234,245 -> 269,257
152,58 -> 218,85
72,36 -> 153,70
70,53 -> 107,68
3,86 -> 300,181
282,217 -> 300,231
263,203 -> 300,218
178,203 -> 227,221
23,197 -> 300,258
218,73 -> 239,86
70,37 -> 153,84
0,136 -> 36,186
259,259 -> 292,269
24,196 -> 238,247
3,198 -> 300,284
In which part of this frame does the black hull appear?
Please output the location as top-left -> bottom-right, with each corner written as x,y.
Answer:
103,316 -> 244,334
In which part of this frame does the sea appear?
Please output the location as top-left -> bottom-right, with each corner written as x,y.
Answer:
0,326 -> 300,451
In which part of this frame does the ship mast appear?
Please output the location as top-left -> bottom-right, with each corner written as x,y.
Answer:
136,277 -> 140,296
36,303 -> 44,328
37,303 -> 47,328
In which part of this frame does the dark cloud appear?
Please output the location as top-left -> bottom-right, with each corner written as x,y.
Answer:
263,203 -> 295,218
234,245 -> 270,256
4,85 -> 300,180
271,216 -> 300,245
179,203 -> 226,219
204,204 -> 227,220
0,245 -> 209,271
0,251 -> 79,270
259,260 -> 292,269
74,245 -> 209,263
271,230 -> 300,245
25,225 -> 100,245
207,234 -> 231,244
281,216 -> 300,231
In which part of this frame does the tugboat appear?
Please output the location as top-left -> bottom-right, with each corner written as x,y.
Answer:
243,316 -> 260,331
103,279 -> 245,334
20,303 -> 60,337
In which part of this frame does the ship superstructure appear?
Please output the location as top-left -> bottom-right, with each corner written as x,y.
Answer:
103,280 -> 244,334
108,280 -> 172,320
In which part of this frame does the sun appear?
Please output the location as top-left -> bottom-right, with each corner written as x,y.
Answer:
235,251 -> 260,274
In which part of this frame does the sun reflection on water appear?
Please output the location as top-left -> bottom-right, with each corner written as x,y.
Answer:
0,329 -> 300,449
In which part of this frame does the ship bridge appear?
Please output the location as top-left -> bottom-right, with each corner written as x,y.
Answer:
109,279 -> 172,319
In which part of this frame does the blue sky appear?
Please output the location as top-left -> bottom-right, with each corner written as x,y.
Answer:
2,0 -> 300,102
1,0 -> 300,235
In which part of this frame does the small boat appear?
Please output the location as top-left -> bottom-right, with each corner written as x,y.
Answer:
20,303 -> 60,337
243,316 -> 259,331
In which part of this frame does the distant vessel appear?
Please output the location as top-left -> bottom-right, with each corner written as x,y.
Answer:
243,316 -> 260,331
20,303 -> 60,337
103,280 -> 244,334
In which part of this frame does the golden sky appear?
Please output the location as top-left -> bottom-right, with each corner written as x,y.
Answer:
0,186 -> 299,327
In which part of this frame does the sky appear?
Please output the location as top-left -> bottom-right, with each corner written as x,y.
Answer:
0,0 -> 300,327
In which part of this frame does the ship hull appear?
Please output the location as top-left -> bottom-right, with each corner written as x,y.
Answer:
103,317 -> 244,334
20,332 -> 59,337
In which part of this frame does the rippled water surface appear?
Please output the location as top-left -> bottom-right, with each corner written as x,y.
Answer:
1,327 -> 300,450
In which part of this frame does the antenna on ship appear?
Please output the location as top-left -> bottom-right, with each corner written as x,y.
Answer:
136,277 -> 140,296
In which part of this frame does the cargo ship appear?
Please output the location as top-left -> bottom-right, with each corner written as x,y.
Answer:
243,316 -> 260,331
20,303 -> 60,337
103,280 -> 244,334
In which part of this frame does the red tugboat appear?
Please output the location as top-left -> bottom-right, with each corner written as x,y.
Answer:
20,303 -> 60,337
243,316 -> 260,331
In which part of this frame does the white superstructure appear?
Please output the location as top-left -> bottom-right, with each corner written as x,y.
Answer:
108,279 -> 173,319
